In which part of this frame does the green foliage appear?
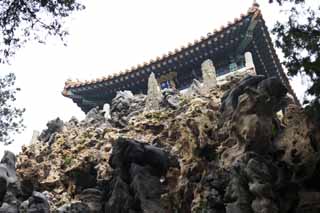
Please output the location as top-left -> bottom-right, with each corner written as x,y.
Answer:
270,0 -> 320,123
0,73 -> 25,144
0,0 -> 85,62
194,199 -> 208,213
0,1 -> 85,143
64,155 -> 72,166
271,123 -> 278,138
269,0 -> 305,5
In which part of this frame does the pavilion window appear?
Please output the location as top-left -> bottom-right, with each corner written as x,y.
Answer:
158,72 -> 177,90
215,55 -> 246,76
229,62 -> 238,72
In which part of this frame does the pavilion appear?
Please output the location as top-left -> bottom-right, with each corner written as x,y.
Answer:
62,3 -> 298,113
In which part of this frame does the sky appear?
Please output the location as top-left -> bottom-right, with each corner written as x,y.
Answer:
0,0 -> 313,155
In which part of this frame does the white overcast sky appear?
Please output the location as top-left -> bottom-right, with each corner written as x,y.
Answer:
0,0 -> 314,155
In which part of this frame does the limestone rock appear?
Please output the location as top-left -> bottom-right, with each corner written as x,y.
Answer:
38,118 -> 64,144
107,138 -> 171,212
109,138 -> 170,178
78,188 -> 103,212
13,74 -> 320,213
25,191 -> 50,213
219,75 -> 266,118
84,106 -> 105,125
201,59 -> 217,90
275,105 -> 320,182
0,191 -> 19,213
162,88 -> 182,109
102,103 -> 111,120
245,51 -> 254,68
57,201 -> 90,213
30,130 -> 40,144
145,72 -> 163,111
0,151 -> 17,202
130,163 -> 166,213
110,90 -> 146,128
104,176 -> 134,213
184,79 -> 204,97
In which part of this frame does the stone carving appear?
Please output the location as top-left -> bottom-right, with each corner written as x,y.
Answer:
145,72 -> 163,111
201,59 -> 217,90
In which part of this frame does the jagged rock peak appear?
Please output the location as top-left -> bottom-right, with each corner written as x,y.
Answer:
145,72 -> 163,111
201,59 -> 217,90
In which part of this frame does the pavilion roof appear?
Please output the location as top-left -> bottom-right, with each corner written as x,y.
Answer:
62,4 -> 299,113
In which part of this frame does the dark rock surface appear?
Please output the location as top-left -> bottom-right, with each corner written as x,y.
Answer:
106,138 -> 170,212
161,88 -> 182,109
79,188 -> 103,212
57,201 -> 90,213
38,118 -> 64,145
0,151 -> 50,213
84,107 -> 106,125
110,91 -> 146,128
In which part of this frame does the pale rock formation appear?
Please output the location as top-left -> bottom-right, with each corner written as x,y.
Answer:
30,130 -> 40,144
245,51 -> 257,75
102,103 -> 111,120
145,72 -> 163,111
245,52 -> 254,68
201,59 -> 217,90
184,79 -> 204,97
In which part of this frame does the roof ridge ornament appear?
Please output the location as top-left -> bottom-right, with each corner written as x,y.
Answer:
248,0 -> 260,14
253,0 -> 259,7
65,79 -> 77,88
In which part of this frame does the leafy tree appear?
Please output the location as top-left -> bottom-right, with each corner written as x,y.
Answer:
0,73 -> 25,145
0,0 -> 85,62
269,0 -> 320,123
0,0 -> 84,144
